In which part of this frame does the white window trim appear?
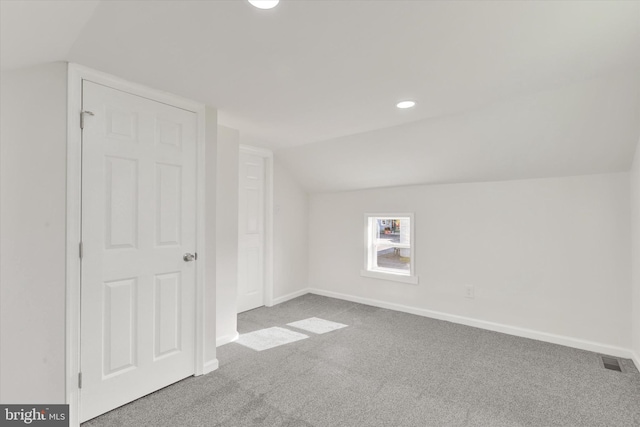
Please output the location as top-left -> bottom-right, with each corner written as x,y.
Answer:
361,213 -> 418,285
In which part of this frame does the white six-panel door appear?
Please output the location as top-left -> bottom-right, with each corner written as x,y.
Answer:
80,81 -> 197,422
237,152 -> 265,313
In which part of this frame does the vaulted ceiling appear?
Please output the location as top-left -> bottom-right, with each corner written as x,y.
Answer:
2,0 -> 639,192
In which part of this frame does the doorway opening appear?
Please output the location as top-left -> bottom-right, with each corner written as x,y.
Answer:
237,145 -> 274,313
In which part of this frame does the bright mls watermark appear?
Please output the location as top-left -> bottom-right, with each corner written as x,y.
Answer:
1,405 -> 69,426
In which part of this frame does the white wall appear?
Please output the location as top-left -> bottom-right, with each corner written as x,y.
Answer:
632,140 -> 640,362
309,173 -> 632,353
215,126 -> 240,346
204,106 -> 218,365
273,159 -> 309,302
0,62 -> 68,403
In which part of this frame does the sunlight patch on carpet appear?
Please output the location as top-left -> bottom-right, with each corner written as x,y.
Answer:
287,317 -> 348,334
236,327 -> 309,351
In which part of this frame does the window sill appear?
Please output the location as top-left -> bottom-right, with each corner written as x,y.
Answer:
360,269 -> 419,285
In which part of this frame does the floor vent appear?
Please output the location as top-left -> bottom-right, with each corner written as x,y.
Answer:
601,356 -> 622,372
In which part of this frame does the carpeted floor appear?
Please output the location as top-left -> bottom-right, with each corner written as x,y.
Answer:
83,294 -> 640,426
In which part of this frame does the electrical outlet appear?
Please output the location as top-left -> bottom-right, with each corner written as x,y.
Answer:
465,284 -> 475,299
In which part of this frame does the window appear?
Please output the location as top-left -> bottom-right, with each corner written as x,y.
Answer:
361,213 -> 418,284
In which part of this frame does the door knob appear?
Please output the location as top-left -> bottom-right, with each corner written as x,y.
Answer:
183,253 -> 196,262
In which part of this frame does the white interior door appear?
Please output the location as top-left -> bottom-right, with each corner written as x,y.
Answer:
237,152 -> 265,313
80,81 -> 197,422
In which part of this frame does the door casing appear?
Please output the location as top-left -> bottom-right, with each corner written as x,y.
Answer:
65,63 -> 209,427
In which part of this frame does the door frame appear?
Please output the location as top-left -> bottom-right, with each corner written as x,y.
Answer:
65,63 -> 208,427
238,144 -> 274,308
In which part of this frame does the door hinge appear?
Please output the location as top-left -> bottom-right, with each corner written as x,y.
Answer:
80,110 -> 94,130
78,372 -> 82,389
194,252 -> 198,261
79,242 -> 83,259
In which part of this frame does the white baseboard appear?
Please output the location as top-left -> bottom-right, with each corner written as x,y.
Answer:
203,359 -> 219,375
271,288 -> 311,306
216,331 -> 239,347
307,288 -> 635,359
632,351 -> 640,371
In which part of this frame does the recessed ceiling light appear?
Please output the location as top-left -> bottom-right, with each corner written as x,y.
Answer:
396,101 -> 416,109
248,0 -> 280,9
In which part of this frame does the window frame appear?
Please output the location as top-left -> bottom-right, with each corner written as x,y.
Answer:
361,213 -> 418,285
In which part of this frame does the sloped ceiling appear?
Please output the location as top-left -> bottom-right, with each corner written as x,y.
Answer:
0,0 -> 100,70
277,71 -> 640,192
1,0 -> 639,192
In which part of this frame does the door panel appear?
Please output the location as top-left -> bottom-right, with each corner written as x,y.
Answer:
156,163 -> 182,246
103,278 -> 137,377
80,81 -> 197,422
237,152 -> 265,313
154,272 -> 181,359
105,156 -> 138,249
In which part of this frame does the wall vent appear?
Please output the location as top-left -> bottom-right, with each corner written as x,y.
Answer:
601,356 -> 622,372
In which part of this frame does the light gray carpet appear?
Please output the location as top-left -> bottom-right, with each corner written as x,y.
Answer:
83,294 -> 640,426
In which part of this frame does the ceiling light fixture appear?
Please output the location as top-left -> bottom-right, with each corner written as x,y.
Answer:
248,0 -> 280,9
396,101 -> 416,109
